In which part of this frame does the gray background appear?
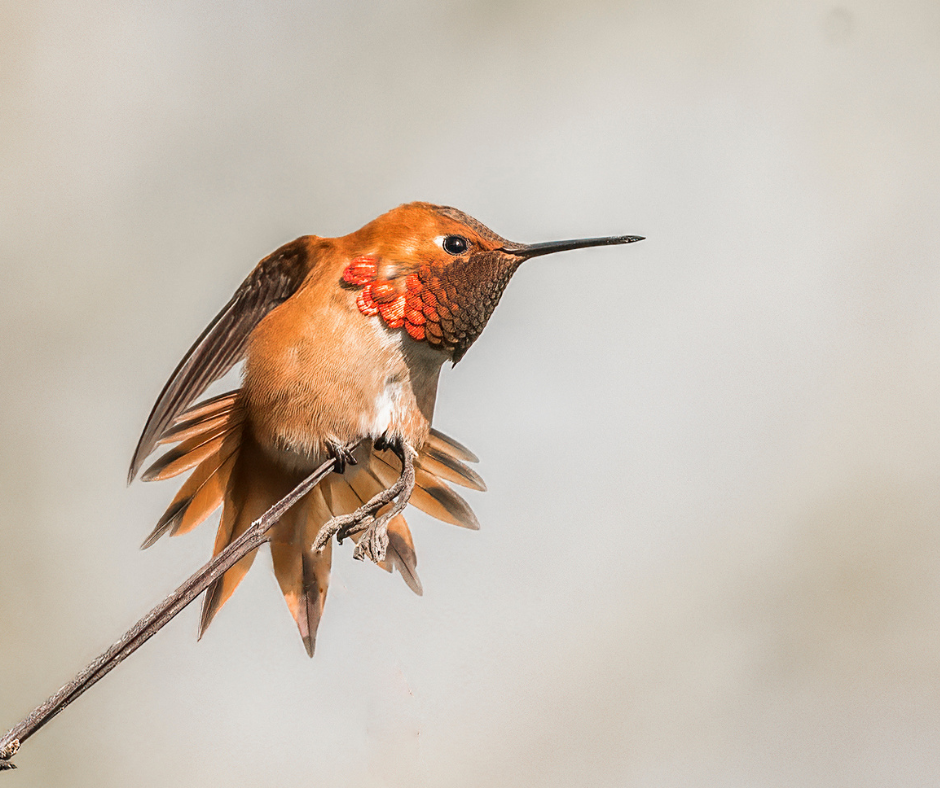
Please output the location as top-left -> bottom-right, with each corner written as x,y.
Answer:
2,0 -> 940,785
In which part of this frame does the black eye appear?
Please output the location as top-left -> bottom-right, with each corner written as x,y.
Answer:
442,235 -> 469,255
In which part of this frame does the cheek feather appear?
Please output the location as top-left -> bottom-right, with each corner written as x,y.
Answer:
342,255 -> 378,285
344,254 -> 510,360
370,282 -> 400,303
344,260 -> 460,350
378,296 -> 405,328
356,288 -> 380,316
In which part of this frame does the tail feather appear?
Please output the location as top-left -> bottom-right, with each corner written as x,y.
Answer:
322,474 -> 422,595
320,475 -> 363,515
197,438 -> 306,639
142,447 -> 238,547
156,413 -> 232,446
271,487 -> 334,656
343,464 -> 387,506
198,493 -> 263,638
142,397 -> 243,547
412,472 -> 480,530
371,450 -> 480,530
416,449 -> 486,491
385,516 -> 422,595
169,391 -> 239,429
141,431 -> 226,482
171,449 -> 236,537
426,428 -> 479,464
142,498 -> 189,550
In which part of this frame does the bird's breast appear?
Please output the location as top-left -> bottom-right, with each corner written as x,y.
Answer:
241,284 -> 445,472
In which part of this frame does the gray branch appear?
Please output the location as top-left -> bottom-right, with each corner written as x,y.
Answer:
0,454 -> 340,770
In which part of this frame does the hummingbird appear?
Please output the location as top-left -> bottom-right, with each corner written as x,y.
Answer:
129,202 -> 643,656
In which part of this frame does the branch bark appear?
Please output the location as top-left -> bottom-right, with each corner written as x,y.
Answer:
0,454 -> 340,770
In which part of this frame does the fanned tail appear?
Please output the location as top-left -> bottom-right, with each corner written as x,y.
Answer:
140,392 -> 243,548
197,437 -> 299,637
140,399 -> 483,653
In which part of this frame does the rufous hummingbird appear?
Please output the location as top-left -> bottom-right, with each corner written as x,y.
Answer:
129,202 -> 643,656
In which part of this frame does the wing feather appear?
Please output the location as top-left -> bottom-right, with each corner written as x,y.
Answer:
128,238 -> 313,482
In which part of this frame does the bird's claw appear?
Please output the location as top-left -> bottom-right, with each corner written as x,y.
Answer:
373,434 -> 395,453
327,442 -> 358,474
313,510 -> 371,551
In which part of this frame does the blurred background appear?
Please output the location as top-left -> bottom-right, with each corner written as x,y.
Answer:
2,0 -> 940,784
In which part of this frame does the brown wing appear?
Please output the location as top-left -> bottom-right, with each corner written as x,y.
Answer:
128,237 -> 314,482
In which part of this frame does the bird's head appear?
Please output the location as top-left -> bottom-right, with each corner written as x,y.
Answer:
338,202 -> 643,362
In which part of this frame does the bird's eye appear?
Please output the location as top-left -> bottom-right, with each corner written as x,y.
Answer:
442,235 -> 469,255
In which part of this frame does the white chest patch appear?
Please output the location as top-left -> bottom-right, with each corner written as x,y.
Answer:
367,378 -> 405,438
359,316 -> 409,439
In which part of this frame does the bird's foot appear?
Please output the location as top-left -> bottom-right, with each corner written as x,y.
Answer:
373,434 -> 394,453
327,441 -> 359,475
313,439 -> 416,564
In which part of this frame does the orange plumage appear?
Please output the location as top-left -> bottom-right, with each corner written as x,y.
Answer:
130,202 -> 641,654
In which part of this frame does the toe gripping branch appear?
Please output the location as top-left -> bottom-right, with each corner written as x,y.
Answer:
327,441 -> 358,475
313,438 -> 417,564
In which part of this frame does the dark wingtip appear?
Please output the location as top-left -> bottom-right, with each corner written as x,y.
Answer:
128,428 -> 156,486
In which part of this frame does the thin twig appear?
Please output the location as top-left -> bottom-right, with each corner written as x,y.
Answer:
0,455 -> 339,770
352,442 -> 416,563
312,441 -> 416,563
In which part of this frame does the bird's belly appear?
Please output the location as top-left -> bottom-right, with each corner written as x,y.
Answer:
244,357 -> 430,473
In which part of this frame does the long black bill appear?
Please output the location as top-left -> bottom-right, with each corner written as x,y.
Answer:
505,234 -> 644,259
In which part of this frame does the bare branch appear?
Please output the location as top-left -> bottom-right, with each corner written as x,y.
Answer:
0,454 -> 339,770
0,435 -> 422,771
312,441 -> 417,563
0,437 -> 421,771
